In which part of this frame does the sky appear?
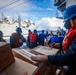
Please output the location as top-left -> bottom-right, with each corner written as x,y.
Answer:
0,0 -> 64,30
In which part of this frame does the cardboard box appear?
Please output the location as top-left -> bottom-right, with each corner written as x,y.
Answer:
12,48 -> 46,68
31,46 -> 59,75
40,66 -> 51,75
0,57 -> 38,75
12,48 -> 48,75
44,42 -> 48,46
12,48 -> 38,65
12,47 -> 58,75
0,42 -> 15,72
32,46 -> 59,55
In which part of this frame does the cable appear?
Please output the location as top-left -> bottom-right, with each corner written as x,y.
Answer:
2,0 -> 32,12
0,0 -> 20,10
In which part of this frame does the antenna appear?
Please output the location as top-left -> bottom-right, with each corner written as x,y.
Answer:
18,15 -> 21,27
1,12 -> 5,20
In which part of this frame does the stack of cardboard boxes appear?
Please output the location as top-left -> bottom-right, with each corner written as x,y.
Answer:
32,46 -> 59,75
12,46 -> 59,75
12,48 -> 50,75
0,42 -> 38,75
35,46 -> 59,75
0,41 -> 59,75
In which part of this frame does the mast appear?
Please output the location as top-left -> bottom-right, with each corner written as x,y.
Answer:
18,15 -> 21,27
1,12 -> 5,20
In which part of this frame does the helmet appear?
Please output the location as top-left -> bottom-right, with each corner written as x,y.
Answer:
34,29 -> 37,33
0,31 -> 3,36
28,29 -> 31,33
63,5 -> 76,22
42,30 -> 44,33
46,31 -> 48,33
16,27 -> 22,34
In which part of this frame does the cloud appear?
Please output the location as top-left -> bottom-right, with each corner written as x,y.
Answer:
35,17 -> 64,30
31,6 -> 44,10
33,7 -> 53,11
46,8 -> 53,11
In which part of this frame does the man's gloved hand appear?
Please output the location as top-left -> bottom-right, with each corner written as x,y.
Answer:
31,55 -> 48,62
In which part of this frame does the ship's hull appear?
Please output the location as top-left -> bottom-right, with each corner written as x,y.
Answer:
0,23 -> 38,37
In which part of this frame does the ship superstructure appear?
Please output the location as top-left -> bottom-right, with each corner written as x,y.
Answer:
54,0 -> 76,12
0,13 -> 38,36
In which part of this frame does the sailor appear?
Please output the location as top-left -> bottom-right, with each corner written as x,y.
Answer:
45,31 -> 49,38
31,5 -> 76,75
30,29 -> 38,48
27,29 -> 32,48
50,30 -> 53,36
61,29 -> 66,36
10,27 -> 26,48
0,30 -> 6,42
48,31 -> 64,49
47,30 -> 53,45
62,18 -> 76,53
39,30 -> 46,46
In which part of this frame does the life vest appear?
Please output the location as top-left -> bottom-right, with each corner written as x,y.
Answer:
0,36 -> 6,42
12,33 -> 24,47
30,33 -> 38,42
62,25 -> 76,52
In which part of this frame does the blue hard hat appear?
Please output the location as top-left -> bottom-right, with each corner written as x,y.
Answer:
63,5 -> 76,22
46,31 -> 48,33
34,29 -> 37,33
42,30 -> 44,33
28,29 -> 31,32
16,27 -> 22,33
